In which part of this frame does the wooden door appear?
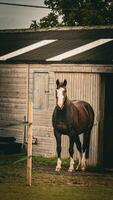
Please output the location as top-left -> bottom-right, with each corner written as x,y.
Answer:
33,72 -> 49,110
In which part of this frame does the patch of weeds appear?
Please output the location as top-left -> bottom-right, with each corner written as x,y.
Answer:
0,154 -> 26,182
33,155 -> 57,167
33,156 -> 78,169
0,154 -> 26,165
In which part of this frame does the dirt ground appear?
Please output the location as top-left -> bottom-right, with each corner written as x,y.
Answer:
32,163 -> 113,187
0,154 -> 113,187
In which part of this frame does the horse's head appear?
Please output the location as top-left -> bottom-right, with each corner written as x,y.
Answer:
56,79 -> 67,110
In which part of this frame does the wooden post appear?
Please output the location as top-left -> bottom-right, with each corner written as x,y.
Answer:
27,101 -> 33,186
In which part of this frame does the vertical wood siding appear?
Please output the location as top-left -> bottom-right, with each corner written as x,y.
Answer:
0,65 -> 28,143
55,72 -> 101,166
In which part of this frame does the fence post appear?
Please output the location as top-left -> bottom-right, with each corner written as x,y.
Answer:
27,101 -> 33,186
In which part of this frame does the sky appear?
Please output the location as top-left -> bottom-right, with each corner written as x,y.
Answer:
0,0 -> 50,29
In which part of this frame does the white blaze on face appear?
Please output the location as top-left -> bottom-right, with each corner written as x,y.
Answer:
57,88 -> 65,108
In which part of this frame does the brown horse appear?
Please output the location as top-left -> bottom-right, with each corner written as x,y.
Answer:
52,79 -> 94,172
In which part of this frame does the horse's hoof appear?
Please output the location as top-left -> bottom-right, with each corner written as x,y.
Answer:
68,168 -> 74,173
81,167 -> 85,172
55,168 -> 61,172
76,165 -> 81,171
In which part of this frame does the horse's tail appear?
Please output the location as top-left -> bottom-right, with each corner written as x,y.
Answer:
88,105 -> 95,131
82,104 -> 94,159
83,132 -> 91,159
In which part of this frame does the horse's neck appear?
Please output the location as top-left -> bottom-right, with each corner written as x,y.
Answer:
64,98 -> 72,108
58,98 -> 71,113
55,98 -> 72,114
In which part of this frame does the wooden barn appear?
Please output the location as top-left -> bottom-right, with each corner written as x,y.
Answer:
0,27 -> 113,168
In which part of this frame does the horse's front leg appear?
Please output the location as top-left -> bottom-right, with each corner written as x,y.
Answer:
75,135 -> 82,171
68,135 -> 75,172
54,131 -> 62,172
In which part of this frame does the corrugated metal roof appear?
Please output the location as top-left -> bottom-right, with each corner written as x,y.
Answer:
0,28 -> 113,64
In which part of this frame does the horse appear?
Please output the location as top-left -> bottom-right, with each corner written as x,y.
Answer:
52,79 -> 94,172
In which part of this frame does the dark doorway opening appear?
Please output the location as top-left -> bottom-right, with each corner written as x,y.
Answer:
103,74 -> 113,168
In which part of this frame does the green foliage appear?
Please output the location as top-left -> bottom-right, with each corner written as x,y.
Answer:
33,155 -> 57,166
44,0 -> 113,26
30,20 -> 39,30
39,12 -> 59,28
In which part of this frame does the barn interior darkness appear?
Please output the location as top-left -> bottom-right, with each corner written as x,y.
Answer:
103,74 -> 113,168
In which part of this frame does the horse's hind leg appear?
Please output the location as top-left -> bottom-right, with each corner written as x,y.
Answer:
81,132 -> 91,171
74,135 -> 82,170
68,135 -> 75,172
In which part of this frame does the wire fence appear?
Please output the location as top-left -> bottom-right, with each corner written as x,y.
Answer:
0,119 -> 29,129
0,101 -> 33,186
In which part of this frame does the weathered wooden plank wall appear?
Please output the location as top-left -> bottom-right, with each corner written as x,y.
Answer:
0,64 -> 28,143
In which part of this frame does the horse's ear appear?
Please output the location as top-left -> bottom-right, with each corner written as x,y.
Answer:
64,79 -> 67,87
56,79 -> 60,87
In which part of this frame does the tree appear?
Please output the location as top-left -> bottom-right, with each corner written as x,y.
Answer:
30,20 -> 39,30
39,12 -> 59,28
44,0 -> 113,26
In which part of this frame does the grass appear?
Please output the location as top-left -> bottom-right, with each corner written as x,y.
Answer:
0,183 -> 113,200
33,155 -> 73,168
0,154 -> 113,200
